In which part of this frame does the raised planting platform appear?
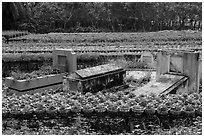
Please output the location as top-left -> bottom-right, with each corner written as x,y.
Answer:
133,74 -> 188,96
5,73 -> 64,95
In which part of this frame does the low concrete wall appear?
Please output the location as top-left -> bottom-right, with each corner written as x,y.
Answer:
5,73 -> 64,94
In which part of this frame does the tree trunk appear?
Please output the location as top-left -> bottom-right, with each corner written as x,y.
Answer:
198,21 -> 201,30
140,12 -> 145,32
63,22 -> 67,30
190,19 -> 194,30
160,21 -> 162,30
193,20 -> 197,29
181,18 -> 185,30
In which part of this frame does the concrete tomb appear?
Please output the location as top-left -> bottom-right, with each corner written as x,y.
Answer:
134,50 -> 200,96
66,63 -> 126,93
5,49 -> 77,95
156,51 -> 200,93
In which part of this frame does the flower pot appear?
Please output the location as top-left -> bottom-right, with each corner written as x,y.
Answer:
64,108 -> 71,116
131,108 -> 144,117
169,109 -> 181,117
10,110 -> 19,118
70,108 -> 81,116
95,108 -> 107,117
15,110 -> 25,119
82,109 -> 94,117
2,111 -> 9,119
24,111 -> 34,119
195,109 -> 202,116
145,108 -> 156,115
182,110 -> 195,117
157,109 -> 169,116
57,108 -> 67,118
107,108 -> 118,117
119,108 -> 130,117
46,109 -> 57,118
35,109 -> 46,119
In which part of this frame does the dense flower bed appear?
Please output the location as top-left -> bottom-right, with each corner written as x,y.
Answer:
2,31 -> 202,54
2,88 -> 202,119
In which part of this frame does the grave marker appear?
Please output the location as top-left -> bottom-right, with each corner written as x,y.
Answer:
140,51 -> 154,67
53,49 -> 77,73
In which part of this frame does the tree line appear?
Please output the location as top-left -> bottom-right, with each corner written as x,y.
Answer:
2,2 -> 202,33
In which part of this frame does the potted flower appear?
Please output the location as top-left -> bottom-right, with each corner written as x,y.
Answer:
46,105 -> 57,118
138,95 -> 149,107
157,104 -> 169,116
192,92 -> 200,100
127,98 -> 137,107
182,104 -> 195,117
107,102 -> 118,117
2,108 -> 9,119
71,104 -> 82,115
118,103 -> 130,117
9,105 -> 19,118
64,106 -> 71,116
145,103 -> 156,115
131,104 -> 144,116
117,91 -> 125,100
34,104 -> 46,119
182,93 -> 188,99
70,99 -> 82,114
82,103 -> 94,117
127,92 -> 136,99
22,104 -> 34,119
169,103 -> 182,116
195,105 -> 202,116
58,105 -> 67,118
192,99 -> 202,116
95,103 -> 107,117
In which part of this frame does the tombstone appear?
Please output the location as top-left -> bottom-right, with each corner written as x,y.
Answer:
140,51 -> 154,67
53,49 -> 77,73
156,50 -> 200,93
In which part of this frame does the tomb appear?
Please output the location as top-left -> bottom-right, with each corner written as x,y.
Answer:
5,49 -> 77,94
156,50 -> 200,93
134,50 -> 200,95
66,63 -> 126,93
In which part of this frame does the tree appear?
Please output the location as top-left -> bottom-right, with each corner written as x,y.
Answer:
2,2 -> 27,29
3,2 -> 201,32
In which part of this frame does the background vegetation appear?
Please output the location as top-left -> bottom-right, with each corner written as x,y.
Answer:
2,2 -> 202,33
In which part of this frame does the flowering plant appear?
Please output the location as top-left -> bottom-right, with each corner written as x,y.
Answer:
157,104 -> 169,115
184,104 -> 195,112
170,103 -> 182,111
118,103 -> 130,112
95,103 -> 106,113
131,104 -> 144,114
145,103 -> 156,114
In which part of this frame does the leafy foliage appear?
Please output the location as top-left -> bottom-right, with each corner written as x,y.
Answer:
2,88 -> 202,135
10,65 -> 61,80
3,2 -> 202,32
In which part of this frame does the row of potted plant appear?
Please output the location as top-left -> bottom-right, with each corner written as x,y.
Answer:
2,103 -> 200,119
2,90 -> 202,119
